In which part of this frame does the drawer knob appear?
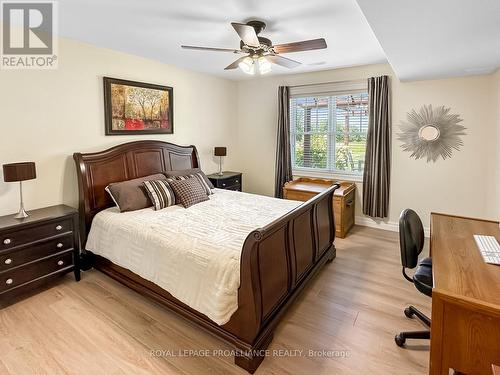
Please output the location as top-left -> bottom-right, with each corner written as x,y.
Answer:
222,183 -> 226,187
4,258 -> 12,265
5,278 -> 13,285
57,260 -> 64,266
55,225 -> 63,231
235,180 -> 239,183
3,238 -> 11,245
57,243 -> 63,248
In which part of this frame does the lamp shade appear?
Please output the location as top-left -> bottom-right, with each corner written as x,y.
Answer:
214,147 -> 227,157
3,162 -> 36,182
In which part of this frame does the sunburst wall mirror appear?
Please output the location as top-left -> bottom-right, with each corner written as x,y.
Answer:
397,104 -> 466,162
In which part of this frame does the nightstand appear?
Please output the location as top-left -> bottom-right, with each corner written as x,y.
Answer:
207,171 -> 242,191
0,205 -> 80,302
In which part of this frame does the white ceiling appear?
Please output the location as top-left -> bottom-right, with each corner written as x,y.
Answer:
356,0 -> 500,81
59,0 -> 387,80
59,0 -> 500,81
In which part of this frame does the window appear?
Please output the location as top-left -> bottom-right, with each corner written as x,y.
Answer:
290,85 -> 368,177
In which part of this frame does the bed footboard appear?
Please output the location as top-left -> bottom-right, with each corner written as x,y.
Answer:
227,184 -> 339,372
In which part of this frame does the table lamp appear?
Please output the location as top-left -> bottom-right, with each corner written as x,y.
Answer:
3,162 -> 36,219
214,147 -> 227,176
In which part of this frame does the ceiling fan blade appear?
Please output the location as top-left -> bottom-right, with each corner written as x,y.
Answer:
224,56 -> 249,70
231,22 -> 260,48
181,45 -> 242,53
273,38 -> 327,54
267,55 -> 301,69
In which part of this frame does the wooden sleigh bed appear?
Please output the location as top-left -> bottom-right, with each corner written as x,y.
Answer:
73,140 -> 338,373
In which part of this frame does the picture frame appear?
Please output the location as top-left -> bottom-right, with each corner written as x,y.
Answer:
103,77 -> 174,135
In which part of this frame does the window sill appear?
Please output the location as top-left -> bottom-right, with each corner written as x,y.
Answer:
292,169 -> 363,183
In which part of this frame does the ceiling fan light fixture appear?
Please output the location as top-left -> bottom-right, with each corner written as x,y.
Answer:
257,56 -> 272,74
181,20 -> 326,74
238,56 -> 255,75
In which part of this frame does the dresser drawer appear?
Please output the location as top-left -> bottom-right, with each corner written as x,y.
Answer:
216,175 -> 241,189
226,184 -> 241,191
0,234 -> 74,271
0,218 -> 73,251
0,251 -> 74,294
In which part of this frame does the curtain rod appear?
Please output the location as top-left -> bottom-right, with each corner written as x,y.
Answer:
289,78 -> 367,89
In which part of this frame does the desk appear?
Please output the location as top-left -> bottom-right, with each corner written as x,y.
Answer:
430,213 -> 500,375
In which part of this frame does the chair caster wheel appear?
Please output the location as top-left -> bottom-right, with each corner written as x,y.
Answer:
395,334 -> 406,347
404,307 -> 414,319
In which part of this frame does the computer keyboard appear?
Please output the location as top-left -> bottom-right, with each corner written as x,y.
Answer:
474,235 -> 500,265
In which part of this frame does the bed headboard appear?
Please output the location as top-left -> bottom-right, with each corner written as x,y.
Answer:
73,140 -> 200,240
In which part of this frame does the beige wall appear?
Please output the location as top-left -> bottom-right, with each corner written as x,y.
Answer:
0,38 -> 238,216
236,64 -> 499,231
494,70 -> 500,219
1,44 -> 497,228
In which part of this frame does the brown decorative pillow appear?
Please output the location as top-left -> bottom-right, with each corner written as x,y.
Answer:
165,168 -> 215,190
105,173 -> 166,212
168,177 -> 209,208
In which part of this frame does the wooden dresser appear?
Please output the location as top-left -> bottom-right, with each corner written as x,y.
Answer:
283,178 -> 356,238
0,205 -> 80,303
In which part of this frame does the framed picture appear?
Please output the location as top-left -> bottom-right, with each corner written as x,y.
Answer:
103,77 -> 173,135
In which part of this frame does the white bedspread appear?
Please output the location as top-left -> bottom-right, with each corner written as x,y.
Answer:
85,189 -> 301,325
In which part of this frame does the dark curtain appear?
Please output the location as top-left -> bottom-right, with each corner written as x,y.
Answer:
274,86 -> 293,198
362,76 -> 391,218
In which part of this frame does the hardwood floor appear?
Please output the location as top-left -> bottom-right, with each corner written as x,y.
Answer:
0,226 -> 430,375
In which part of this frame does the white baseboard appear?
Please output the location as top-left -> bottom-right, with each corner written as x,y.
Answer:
355,215 -> 430,237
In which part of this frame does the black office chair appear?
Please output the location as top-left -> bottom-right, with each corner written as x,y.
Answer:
395,209 -> 433,347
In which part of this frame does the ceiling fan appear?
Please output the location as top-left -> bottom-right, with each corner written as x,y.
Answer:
181,20 -> 327,75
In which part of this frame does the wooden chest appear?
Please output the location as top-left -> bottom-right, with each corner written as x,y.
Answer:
283,178 -> 356,238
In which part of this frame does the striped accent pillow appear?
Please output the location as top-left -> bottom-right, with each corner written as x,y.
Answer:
143,179 -> 176,210
174,173 -> 213,195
